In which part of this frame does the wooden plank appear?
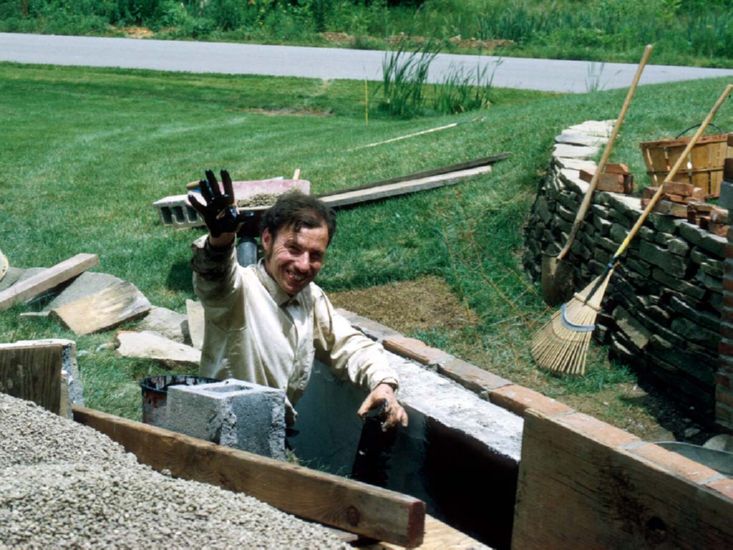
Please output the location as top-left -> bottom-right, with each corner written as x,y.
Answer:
318,153 -> 510,199
0,341 -> 63,414
320,165 -> 493,208
512,410 -> 733,549
364,515 -> 486,549
0,253 -> 98,311
51,281 -> 151,336
72,405 -> 425,547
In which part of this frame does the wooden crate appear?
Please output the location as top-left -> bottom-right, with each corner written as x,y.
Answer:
639,133 -> 729,197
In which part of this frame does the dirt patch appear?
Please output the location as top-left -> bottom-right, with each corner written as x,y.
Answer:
329,276 -> 479,335
121,26 -> 154,39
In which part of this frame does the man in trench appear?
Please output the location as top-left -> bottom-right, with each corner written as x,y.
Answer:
189,169 -> 408,430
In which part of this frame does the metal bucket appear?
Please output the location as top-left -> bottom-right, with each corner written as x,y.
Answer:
140,374 -> 218,427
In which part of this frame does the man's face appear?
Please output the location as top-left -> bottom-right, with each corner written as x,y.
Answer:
262,223 -> 329,296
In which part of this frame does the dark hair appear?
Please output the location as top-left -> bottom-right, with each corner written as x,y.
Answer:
260,191 -> 336,244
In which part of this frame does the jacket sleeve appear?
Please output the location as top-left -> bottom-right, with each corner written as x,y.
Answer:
190,235 -> 241,312
313,288 -> 399,392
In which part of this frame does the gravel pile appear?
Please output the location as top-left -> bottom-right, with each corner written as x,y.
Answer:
0,393 -> 349,549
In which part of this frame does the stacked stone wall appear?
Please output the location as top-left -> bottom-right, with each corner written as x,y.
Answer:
523,121 -> 728,424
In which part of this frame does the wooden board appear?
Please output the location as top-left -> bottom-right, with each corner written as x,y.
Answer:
320,165 -> 493,208
365,515 -> 486,549
319,153 -> 510,202
51,281 -> 151,336
0,253 -> 98,311
0,341 -> 63,414
72,405 -> 425,547
512,410 -> 733,549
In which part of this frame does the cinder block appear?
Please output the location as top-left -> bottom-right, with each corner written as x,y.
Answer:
165,378 -> 286,460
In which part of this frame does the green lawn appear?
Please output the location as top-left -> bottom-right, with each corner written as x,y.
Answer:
1,62 -> 732,431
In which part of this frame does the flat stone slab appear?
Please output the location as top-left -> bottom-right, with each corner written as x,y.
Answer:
43,271 -> 123,311
115,330 -> 201,369
51,281 -> 151,336
137,306 -> 187,343
553,144 -> 600,159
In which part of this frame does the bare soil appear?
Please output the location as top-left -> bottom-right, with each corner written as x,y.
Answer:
329,277 -> 715,444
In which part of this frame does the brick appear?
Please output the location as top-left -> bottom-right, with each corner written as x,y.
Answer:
706,478 -> 733,501
558,412 -> 640,448
716,372 -> 733,388
383,336 -> 452,366
489,384 -> 574,417
437,358 -> 511,395
629,443 -> 720,484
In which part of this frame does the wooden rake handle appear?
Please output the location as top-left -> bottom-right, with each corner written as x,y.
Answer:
612,83 -> 733,261
557,44 -> 654,261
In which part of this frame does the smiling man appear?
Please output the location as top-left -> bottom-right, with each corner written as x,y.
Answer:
189,170 -> 408,430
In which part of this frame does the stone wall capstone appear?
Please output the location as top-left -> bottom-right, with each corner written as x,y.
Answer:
523,121 -> 728,425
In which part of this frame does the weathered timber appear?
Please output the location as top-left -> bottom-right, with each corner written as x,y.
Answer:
0,341 -> 63,414
72,405 -> 425,547
51,281 -> 151,336
0,253 -> 99,311
318,153 -> 510,203
512,410 -> 732,549
320,165 -> 493,209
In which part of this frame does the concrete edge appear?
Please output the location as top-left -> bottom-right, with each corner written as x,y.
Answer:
337,306 -> 733,500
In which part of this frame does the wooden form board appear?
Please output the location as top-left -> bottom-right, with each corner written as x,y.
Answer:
0,341 -> 63,414
0,253 -> 98,311
512,409 -> 733,549
318,153 -> 510,209
72,405 -> 425,547
320,165 -> 493,208
51,281 -> 151,336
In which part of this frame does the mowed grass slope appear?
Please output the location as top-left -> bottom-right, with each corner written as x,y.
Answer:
1,62 -> 731,430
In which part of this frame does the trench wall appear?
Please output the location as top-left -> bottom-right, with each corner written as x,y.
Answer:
339,310 -> 733,548
522,121 -> 730,424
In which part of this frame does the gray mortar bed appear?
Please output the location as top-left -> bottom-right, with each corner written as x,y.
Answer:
0,393 -> 348,549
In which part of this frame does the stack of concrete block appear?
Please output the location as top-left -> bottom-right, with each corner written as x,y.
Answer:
523,121 -> 728,424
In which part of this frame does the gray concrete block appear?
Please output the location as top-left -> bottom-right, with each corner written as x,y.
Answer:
165,379 -> 286,460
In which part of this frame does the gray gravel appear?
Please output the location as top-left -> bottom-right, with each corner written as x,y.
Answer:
0,393 -> 349,549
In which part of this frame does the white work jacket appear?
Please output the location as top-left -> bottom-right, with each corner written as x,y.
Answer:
191,236 -> 399,416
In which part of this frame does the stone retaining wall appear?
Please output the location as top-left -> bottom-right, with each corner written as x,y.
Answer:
522,121 -> 728,424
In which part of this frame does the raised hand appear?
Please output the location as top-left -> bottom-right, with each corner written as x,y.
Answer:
188,169 -> 242,238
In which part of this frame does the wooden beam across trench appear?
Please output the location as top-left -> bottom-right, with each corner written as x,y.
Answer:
72,405 -> 425,548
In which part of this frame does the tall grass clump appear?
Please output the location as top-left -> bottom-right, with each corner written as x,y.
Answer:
380,41 -> 439,118
433,58 -> 502,114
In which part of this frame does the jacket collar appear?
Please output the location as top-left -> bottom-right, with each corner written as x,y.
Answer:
255,260 -> 302,307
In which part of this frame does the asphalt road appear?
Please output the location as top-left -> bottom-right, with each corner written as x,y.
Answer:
2,32 -> 732,93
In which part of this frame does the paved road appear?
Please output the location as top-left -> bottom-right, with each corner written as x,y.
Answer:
2,32 -> 732,93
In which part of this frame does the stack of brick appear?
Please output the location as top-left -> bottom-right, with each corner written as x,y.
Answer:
523,122 -> 729,424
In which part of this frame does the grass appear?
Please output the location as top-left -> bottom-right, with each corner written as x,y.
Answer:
1,62 -> 732,434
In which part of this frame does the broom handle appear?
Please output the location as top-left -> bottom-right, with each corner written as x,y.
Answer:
611,83 -> 733,261
557,44 -> 654,261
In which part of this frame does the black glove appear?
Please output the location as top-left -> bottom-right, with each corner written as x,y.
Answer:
188,169 -> 242,238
